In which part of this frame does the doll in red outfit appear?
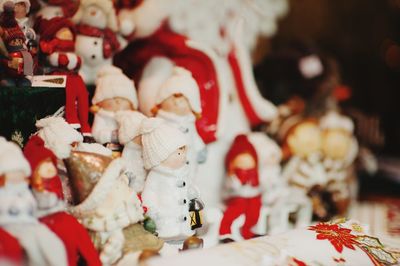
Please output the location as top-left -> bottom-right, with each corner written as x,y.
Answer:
219,134 -> 262,242
37,17 -> 92,139
23,135 -> 101,266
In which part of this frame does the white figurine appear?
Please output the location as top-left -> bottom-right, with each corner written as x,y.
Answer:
91,65 -> 138,147
72,0 -> 126,84
141,118 -> 203,244
0,137 -> 68,266
153,66 -> 207,181
115,110 -> 148,192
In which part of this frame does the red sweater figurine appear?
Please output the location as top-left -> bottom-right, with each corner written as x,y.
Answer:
219,134 -> 262,242
23,136 -> 101,266
37,17 -> 92,138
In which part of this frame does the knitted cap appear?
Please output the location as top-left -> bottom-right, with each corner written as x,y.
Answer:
0,137 -> 31,177
157,67 -> 201,113
92,65 -> 139,109
225,134 -> 258,170
141,118 -> 187,169
115,110 -> 147,145
36,17 -> 76,41
36,116 -> 83,159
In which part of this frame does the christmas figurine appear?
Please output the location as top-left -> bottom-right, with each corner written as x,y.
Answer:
91,65 -> 138,152
115,110 -> 148,192
141,118 -> 203,245
319,111 -> 358,216
36,0 -> 80,20
65,151 -> 163,265
0,137 -> 68,266
0,1 -> 34,87
152,66 -> 207,181
23,135 -> 101,266
37,17 -> 92,137
1,0 -> 36,41
72,0 -> 125,84
219,134 -> 262,242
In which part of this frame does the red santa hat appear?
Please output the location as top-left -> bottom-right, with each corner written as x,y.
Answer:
156,66 -> 202,114
23,135 -> 57,174
92,65 -> 139,109
225,134 -> 258,170
36,16 -> 76,41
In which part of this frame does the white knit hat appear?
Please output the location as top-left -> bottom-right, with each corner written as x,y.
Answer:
320,111 -> 354,133
141,118 -> 187,169
36,116 -> 83,159
0,137 -> 31,177
92,65 -> 139,109
156,66 -> 201,114
115,110 -> 147,145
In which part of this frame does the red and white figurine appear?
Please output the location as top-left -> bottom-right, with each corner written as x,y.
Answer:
23,135 -> 101,266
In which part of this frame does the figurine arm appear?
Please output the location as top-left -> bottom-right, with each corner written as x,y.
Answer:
141,175 -> 161,220
194,131 -> 207,164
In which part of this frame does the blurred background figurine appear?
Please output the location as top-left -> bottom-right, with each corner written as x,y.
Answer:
0,1 -> 34,86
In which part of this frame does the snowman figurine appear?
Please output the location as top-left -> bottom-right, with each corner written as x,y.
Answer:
72,0 -> 125,84
141,118 -> 203,247
152,66 -> 207,181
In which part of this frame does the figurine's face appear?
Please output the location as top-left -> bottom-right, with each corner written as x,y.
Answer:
55,27 -> 74,41
232,153 -> 256,170
161,146 -> 187,169
37,159 -> 57,179
288,122 -> 321,158
98,97 -> 134,112
81,4 -> 107,29
322,129 -> 351,160
4,170 -> 27,184
160,94 -> 193,116
14,2 -> 28,19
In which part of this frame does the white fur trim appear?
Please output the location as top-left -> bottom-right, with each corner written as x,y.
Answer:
92,65 -> 138,108
138,56 -> 175,116
157,66 -> 201,113
76,142 -> 113,157
299,55 -> 324,79
230,21 -> 277,122
48,53 -> 59,68
66,52 -> 78,70
70,158 -> 125,216
0,137 -> 31,177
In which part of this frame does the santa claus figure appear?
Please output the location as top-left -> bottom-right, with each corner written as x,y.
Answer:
151,66 -> 206,181
114,0 -> 287,208
141,118 -> 203,245
0,1 -> 34,87
115,110 -> 148,193
37,17 -> 92,137
219,134 -> 262,242
0,137 -> 68,266
35,0 -> 80,20
91,65 -> 138,151
23,135 -> 101,266
72,0 -> 125,84
65,151 -> 163,265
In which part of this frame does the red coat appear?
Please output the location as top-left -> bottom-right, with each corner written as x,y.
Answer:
0,228 -> 23,265
40,212 -> 101,266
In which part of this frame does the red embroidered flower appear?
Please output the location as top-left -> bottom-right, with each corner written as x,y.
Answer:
309,223 -> 357,253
